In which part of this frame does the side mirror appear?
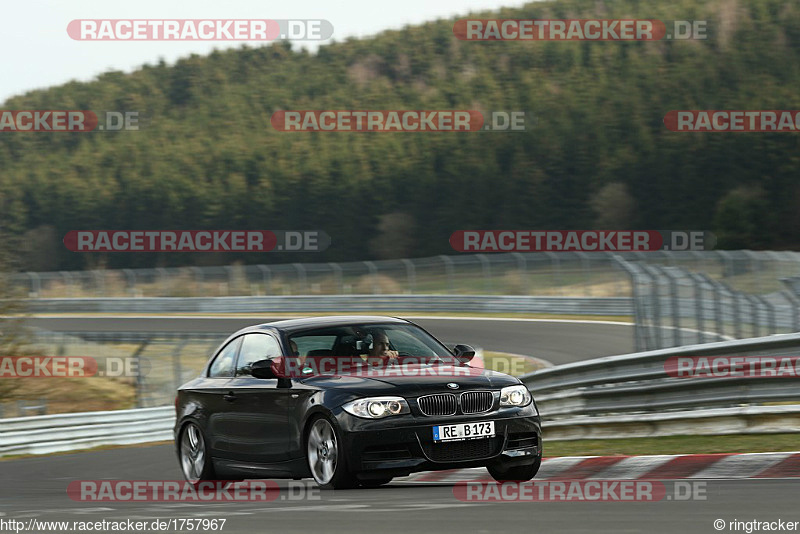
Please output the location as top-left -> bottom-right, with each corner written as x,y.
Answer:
251,358 -> 280,379
453,344 -> 476,364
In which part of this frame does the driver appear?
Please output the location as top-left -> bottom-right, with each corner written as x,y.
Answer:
365,330 -> 399,367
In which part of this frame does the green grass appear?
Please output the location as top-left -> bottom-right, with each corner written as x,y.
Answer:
544,434 -> 800,457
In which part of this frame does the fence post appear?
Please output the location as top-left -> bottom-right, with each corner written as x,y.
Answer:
717,250 -> 734,279
757,295 -> 777,335
59,271 -> 74,297
401,259 -> 416,294
720,281 -> 743,339
576,252 -> 591,297
439,255 -> 455,294
26,272 -> 40,297
545,252 -> 562,295
189,266 -> 203,293
156,267 -> 169,296
745,294 -> 761,338
257,265 -> 272,295
690,273 -> 706,344
131,339 -> 151,409
654,265 -> 681,348
743,250 -> 765,294
122,269 -> 136,296
642,265 -> 662,350
511,253 -> 528,295
612,255 -> 646,351
475,254 -> 492,294
292,263 -> 307,295
327,263 -> 342,294
92,270 -> 105,296
363,261 -> 378,294
172,339 -> 188,391
780,289 -> 800,333
698,273 -> 725,341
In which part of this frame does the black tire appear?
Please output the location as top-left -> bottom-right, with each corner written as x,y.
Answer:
487,457 -> 541,482
179,422 -> 217,487
359,477 -> 393,488
306,416 -> 358,490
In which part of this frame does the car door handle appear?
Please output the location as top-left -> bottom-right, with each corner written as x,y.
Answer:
223,394 -> 236,402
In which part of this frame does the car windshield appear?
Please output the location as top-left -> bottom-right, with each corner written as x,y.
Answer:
287,323 -> 458,375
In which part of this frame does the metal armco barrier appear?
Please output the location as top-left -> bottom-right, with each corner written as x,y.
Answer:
23,295 -> 633,315
521,333 -> 800,440
0,406 -> 174,457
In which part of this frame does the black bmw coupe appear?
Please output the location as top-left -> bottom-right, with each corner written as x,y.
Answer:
175,316 -> 541,489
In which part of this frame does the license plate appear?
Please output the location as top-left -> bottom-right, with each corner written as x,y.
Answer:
432,421 -> 495,442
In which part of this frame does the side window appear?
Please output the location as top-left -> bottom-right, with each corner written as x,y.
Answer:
236,333 -> 282,377
208,338 -> 241,378
388,330 -> 436,356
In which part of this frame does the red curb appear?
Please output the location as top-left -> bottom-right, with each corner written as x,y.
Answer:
547,456 -> 627,480
754,453 -> 800,478
640,454 -> 726,479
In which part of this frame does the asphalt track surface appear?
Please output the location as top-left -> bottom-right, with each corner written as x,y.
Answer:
8,316 -> 793,533
1,445 -> 796,534
24,316 -> 635,365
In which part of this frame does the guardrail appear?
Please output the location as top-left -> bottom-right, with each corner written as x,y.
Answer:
0,406 -> 174,456
521,333 -> 800,440
3,333 -> 799,457
22,295 -> 633,315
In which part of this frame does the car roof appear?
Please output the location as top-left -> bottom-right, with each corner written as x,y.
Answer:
250,315 -> 411,334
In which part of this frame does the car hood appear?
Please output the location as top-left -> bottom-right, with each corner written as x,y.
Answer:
299,364 -> 520,394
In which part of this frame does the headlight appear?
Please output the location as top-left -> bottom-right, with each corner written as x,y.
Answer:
342,397 -> 410,419
499,385 -> 532,407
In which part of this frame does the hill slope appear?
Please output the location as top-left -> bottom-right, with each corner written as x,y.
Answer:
1,0 -> 799,269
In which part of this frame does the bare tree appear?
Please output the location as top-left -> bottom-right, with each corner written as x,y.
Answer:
591,182 -> 636,229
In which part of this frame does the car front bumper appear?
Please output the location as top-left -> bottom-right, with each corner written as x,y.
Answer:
334,406 -> 541,479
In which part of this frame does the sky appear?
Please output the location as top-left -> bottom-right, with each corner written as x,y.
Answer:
1,0 -> 527,104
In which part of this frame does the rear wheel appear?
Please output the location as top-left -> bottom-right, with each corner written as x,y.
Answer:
179,423 -> 216,486
487,457 -> 541,482
306,416 -> 358,489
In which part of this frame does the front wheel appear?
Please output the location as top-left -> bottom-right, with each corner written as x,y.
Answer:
179,422 -> 216,486
487,457 -> 541,482
306,416 -> 358,490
